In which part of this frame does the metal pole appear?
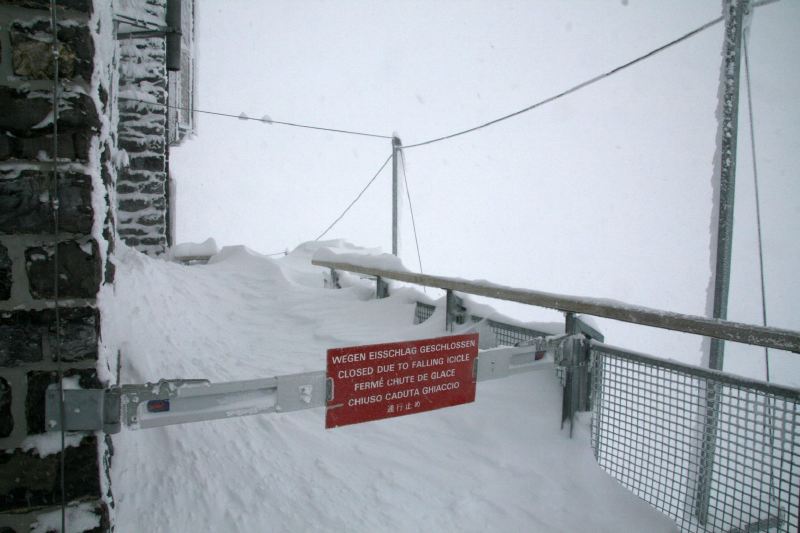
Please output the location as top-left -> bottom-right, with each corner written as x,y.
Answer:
391,137 -> 402,256
709,0 -> 747,371
696,0 -> 748,524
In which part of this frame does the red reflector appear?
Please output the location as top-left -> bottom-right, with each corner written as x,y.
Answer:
534,351 -> 546,361
147,399 -> 170,413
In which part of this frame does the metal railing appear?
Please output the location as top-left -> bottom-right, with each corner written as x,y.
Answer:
414,301 -> 436,324
413,302 -> 553,347
590,343 -> 800,533
312,258 -> 800,352
313,258 -> 800,531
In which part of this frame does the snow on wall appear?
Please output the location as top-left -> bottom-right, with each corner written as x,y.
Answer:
0,0 -> 119,530
116,14 -> 170,256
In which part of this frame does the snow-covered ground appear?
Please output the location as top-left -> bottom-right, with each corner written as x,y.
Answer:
101,241 -> 677,532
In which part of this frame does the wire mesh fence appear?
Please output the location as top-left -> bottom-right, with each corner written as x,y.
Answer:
413,302 -> 551,347
590,343 -> 800,533
470,315 -> 551,347
414,302 -> 436,324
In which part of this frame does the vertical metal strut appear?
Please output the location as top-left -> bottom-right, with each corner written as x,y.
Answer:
709,0 -> 747,371
697,0 -> 748,524
391,136 -> 402,256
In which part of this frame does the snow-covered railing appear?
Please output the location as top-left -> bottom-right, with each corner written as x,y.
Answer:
314,254 -> 800,532
311,257 -> 800,353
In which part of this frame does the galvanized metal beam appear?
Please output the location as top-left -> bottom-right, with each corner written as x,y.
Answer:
391,137 -> 402,256
46,344 -> 552,433
709,0 -> 748,371
698,2 -> 749,524
313,259 -> 800,353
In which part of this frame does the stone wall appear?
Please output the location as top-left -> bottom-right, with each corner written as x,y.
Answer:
0,1 -> 116,531
116,0 -> 169,256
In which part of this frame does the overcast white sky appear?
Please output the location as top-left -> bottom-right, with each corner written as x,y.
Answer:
171,0 -> 799,385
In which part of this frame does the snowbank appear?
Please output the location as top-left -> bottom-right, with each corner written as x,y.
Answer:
169,238 -> 220,260
102,242 -> 677,532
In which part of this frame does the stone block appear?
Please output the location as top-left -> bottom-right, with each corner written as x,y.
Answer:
138,237 -> 166,247
51,307 -> 99,363
129,156 -> 164,172
0,170 -> 93,235
117,227 -> 147,237
0,89 -> 98,138
25,241 -> 101,300
0,435 -> 100,512
10,21 -> 94,81
1,0 -> 91,12
72,129 -> 94,162
121,123 -> 164,137
0,378 -> 12,438
26,369 -> 101,435
0,307 -> 97,367
11,133 -> 76,161
0,311 -> 42,367
117,198 -> 149,213
139,181 -> 165,195
0,88 -> 51,135
0,135 -> 10,161
117,169 -> 164,184
115,183 -> 137,195
118,137 -> 164,154
138,213 -> 165,226
59,94 -> 99,134
0,244 -> 10,300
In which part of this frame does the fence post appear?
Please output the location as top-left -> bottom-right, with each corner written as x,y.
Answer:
556,334 -> 590,438
445,290 -> 466,332
697,0 -> 748,523
328,268 -> 340,289
559,313 -> 605,437
376,276 -> 389,299
391,137 -> 402,256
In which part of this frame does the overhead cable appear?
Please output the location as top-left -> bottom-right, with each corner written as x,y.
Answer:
400,151 -> 425,277
314,154 -> 393,241
404,16 -> 724,149
743,33 -> 771,381
118,97 -> 393,140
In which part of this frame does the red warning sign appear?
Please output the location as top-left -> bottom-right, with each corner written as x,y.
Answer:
325,333 -> 478,429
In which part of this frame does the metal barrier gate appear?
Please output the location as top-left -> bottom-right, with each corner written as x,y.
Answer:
590,343 -> 800,533
313,258 -> 800,532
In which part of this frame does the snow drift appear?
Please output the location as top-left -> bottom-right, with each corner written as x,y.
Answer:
99,241 -> 677,532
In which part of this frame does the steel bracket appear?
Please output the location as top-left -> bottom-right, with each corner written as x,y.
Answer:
45,385 -> 121,434
376,276 -> 390,299
553,334 -> 591,437
445,290 -> 467,331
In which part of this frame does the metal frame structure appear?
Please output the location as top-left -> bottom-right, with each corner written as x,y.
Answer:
590,341 -> 798,533
46,342 -> 560,434
316,259 -> 800,532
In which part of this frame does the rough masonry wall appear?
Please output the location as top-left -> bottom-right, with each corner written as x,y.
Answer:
116,0 -> 169,256
0,1 -> 116,531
